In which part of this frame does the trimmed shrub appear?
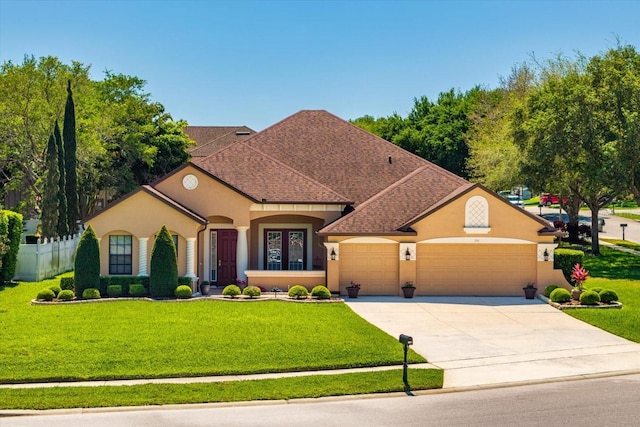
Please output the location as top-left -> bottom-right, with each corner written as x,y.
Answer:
149,225 -> 178,298
58,289 -> 75,301
222,285 -> 241,298
599,289 -> 619,304
100,276 -> 151,296
48,285 -> 62,297
37,288 -> 55,301
588,287 -> 603,294
289,285 -> 309,299
554,249 -> 584,283
580,290 -> 600,305
60,277 -> 75,291
543,285 -> 559,297
74,225 -> 101,298
550,287 -> 571,303
82,288 -> 101,299
0,210 -> 23,283
107,285 -> 123,298
311,285 -> 331,299
243,286 -> 261,298
129,284 -> 146,297
174,285 -> 192,299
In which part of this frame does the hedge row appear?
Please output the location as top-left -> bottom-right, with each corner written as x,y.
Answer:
554,249 -> 584,283
0,210 -> 23,283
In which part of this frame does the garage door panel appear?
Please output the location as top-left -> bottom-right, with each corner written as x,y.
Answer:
417,244 -> 536,296
340,244 -> 398,295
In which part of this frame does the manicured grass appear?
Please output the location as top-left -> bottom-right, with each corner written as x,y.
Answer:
563,247 -> 640,343
0,369 -> 443,410
601,238 -> 640,252
614,212 -> 640,221
0,275 -> 426,384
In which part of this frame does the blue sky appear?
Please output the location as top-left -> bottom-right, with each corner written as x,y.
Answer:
1,0 -> 638,130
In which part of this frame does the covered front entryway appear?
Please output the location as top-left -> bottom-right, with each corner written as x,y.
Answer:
210,229 -> 237,287
416,243 -> 536,295
339,243 -> 399,295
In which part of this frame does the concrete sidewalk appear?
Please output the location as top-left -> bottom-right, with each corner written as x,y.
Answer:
346,296 -> 640,388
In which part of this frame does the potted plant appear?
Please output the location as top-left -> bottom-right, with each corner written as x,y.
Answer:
346,281 -> 360,298
199,280 -> 211,295
522,283 -> 537,299
571,263 -> 589,300
402,281 -> 415,298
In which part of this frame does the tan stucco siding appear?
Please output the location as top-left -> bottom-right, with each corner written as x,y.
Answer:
412,187 -> 553,243
339,244 -> 398,295
154,166 -> 253,226
416,243 -> 536,296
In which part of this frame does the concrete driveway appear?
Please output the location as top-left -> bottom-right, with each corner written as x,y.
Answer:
346,296 -> 640,388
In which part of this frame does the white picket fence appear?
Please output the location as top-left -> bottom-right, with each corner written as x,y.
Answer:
13,234 -> 81,282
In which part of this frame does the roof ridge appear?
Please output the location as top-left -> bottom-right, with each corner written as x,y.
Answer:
141,185 -> 208,223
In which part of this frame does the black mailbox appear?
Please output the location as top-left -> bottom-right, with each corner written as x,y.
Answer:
399,334 -> 413,346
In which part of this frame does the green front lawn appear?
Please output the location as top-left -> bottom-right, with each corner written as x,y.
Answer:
614,212 -> 640,221
565,247 -> 640,342
0,276 -> 426,384
0,369 -> 443,410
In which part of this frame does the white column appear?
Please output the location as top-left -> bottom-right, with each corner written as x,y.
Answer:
185,237 -> 196,278
236,226 -> 249,281
138,237 -> 148,276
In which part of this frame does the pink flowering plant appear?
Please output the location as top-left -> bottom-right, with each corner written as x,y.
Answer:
570,263 -> 589,291
348,281 -> 361,289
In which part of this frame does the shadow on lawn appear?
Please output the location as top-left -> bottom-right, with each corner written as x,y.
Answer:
583,247 -> 640,280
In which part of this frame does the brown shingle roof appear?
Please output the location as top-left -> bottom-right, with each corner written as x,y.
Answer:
319,165 -> 472,234
185,126 -> 256,157
243,110 -> 428,206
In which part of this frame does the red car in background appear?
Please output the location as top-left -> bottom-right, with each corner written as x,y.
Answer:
540,193 -> 567,206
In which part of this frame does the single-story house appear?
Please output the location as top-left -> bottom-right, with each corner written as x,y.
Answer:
85,110 -> 568,296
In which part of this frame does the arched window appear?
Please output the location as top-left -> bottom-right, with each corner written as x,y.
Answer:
464,196 -> 490,233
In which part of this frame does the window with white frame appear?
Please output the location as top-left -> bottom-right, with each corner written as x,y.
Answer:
109,235 -> 132,274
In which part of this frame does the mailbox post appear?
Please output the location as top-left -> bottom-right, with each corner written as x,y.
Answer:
399,334 -> 413,390
621,224 -> 628,241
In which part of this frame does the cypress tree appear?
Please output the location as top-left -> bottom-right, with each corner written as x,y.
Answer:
41,131 -> 60,238
0,211 -> 23,283
149,225 -> 178,298
63,80 -> 79,234
54,121 -> 69,237
74,225 -> 101,297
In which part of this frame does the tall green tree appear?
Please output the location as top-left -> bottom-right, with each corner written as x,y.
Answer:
63,80 -> 79,232
149,225 -> 178,298
54,120 -> 69,237
41,130 -> 60,238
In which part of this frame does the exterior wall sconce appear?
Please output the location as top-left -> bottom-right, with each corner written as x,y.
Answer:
543,249 -> 549,262
405,248 -> 411,261
330,248 -> 337,260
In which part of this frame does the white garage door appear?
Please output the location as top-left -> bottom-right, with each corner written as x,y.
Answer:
340,244 -> 398,295
416,244 -> 536,296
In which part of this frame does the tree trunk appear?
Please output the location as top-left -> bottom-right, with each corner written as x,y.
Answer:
561,195 -> 582,243
590,206 -> 601,256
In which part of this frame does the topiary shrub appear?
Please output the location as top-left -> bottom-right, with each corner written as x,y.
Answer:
129,284 -> 146,297
289,285 -> 309,299
543,285 -> 559,297
107,285 -> 123,298
550,287 -> 571,303
37,288 -> 55,301
82,288 -> 101,299
149,225 -> 178,298
222,284 -> 241,298
311,285 -> 331,299
58,289 -> 75,301
554,249 -> 584,283
0,210 -> 22,284
174,285 -> 192,299
580,290 -> 600,305
48,284 -> 62,297
588,287 -> 603,294
243,286 -> 261,298
599,289 -> 619,304
74,225 -> 101,298
60,277 -> 75,291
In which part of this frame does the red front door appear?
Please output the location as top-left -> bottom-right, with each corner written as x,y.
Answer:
211,229 -> 237,286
